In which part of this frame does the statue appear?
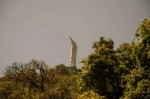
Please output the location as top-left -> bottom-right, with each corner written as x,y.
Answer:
69,37 -> 77,67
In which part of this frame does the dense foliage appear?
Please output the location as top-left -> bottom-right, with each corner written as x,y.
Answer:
0,18 -> 150,99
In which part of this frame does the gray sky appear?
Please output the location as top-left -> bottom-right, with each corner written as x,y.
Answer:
0,0 -> 150,76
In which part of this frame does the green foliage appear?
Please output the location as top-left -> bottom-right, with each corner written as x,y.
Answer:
0,81 -> 14,98
45,75 -> 79,99
55,64 -> 70,75
80,37 -> 120,98
121,79 -> 150,99
121,18 -> 150,99
79,90 -> 106,99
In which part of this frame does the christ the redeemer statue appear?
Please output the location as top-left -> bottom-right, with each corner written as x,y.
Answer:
69,37 -> 77,67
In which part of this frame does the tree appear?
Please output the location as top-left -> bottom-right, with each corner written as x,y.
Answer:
121,18 -> 150,99
55,64 -> 70,75
4,59 -> 49,92
80,37 -> 120,98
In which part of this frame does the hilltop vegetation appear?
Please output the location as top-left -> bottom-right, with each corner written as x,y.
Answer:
0,18 -> 150,99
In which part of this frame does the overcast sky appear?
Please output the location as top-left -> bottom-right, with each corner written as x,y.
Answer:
0,0 -> 150,76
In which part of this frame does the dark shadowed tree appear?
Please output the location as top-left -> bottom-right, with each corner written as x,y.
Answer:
4,59 -> 49,92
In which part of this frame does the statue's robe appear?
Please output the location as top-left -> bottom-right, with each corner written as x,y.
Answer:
70,37 -> 77,67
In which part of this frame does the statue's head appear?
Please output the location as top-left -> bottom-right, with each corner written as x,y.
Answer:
69,37 -> 73,40
69,37 -> 77,47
